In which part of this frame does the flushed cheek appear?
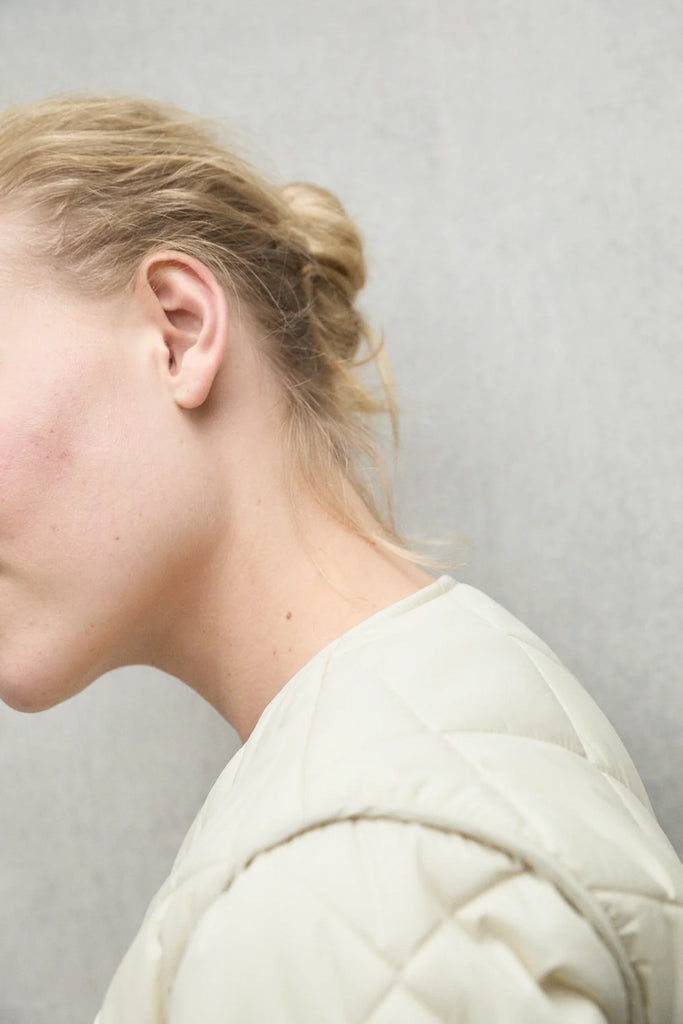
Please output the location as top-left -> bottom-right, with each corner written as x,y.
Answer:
0,393 -> 110,602
0,390 -> 153,614
0,421 -> 77,545
0,425 -> 126,710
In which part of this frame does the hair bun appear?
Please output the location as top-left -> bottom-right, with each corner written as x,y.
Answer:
280,182 -> 366,302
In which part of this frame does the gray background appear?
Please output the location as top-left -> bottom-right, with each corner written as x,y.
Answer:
0,2 -> 681,1022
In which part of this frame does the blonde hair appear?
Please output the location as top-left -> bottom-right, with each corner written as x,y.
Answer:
0,95 -> 446,567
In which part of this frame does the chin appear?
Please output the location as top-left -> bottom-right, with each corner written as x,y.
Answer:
0,660 -> 90,714
0,682 -> 64,714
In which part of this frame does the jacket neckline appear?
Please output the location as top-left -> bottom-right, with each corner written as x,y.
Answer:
246,572 -> 458,748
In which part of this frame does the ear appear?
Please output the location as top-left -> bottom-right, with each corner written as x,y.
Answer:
135,250 -> 229,410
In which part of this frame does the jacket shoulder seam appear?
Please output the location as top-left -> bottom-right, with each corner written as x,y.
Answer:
231,811 -> 645,1022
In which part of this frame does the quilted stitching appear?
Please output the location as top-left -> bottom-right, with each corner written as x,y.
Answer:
507,638 -> 591,760
95,578 -> 682,1024
168,817 -> 626,1023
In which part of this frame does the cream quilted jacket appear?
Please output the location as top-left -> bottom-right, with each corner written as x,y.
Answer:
95,575 -> 683,1023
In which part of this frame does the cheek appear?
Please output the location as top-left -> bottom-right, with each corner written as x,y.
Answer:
0,369 -> 170,600
0,348 -> 136,613
0,419 -> 92,711
0,387 -> 137,710
0,401 -> 79,547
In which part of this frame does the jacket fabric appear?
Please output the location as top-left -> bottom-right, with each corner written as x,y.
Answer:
94,574 -> 683,1023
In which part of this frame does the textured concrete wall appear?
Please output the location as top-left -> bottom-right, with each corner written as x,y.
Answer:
0,2 -> 681,1021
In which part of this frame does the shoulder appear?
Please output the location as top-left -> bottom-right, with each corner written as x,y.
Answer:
324,578 -> 651,805
167,816 -> 628,1024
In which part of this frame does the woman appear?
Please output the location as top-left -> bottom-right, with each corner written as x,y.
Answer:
0,96 -> 680,1024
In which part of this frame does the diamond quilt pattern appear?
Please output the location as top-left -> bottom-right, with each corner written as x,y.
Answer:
95,577 -> 683,1024
168,819 -> 628,1023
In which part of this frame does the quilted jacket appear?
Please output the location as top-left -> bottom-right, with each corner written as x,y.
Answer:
95,574 -> 683,1024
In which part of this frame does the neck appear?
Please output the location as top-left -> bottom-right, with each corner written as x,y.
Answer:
148,483 -> 434,743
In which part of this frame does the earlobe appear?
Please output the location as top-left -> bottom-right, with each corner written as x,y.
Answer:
137,251 -> 229,410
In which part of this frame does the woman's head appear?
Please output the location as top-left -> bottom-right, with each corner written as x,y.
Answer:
0,94 -> 427,715
0,95 -> 403,547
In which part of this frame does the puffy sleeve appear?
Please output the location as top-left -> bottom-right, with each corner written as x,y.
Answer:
167,817 -> 629,1024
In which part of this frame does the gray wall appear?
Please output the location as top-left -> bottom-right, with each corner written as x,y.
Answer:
0,2 -> 681,1022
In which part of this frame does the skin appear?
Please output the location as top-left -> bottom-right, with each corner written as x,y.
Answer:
0,243 -> 433,742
